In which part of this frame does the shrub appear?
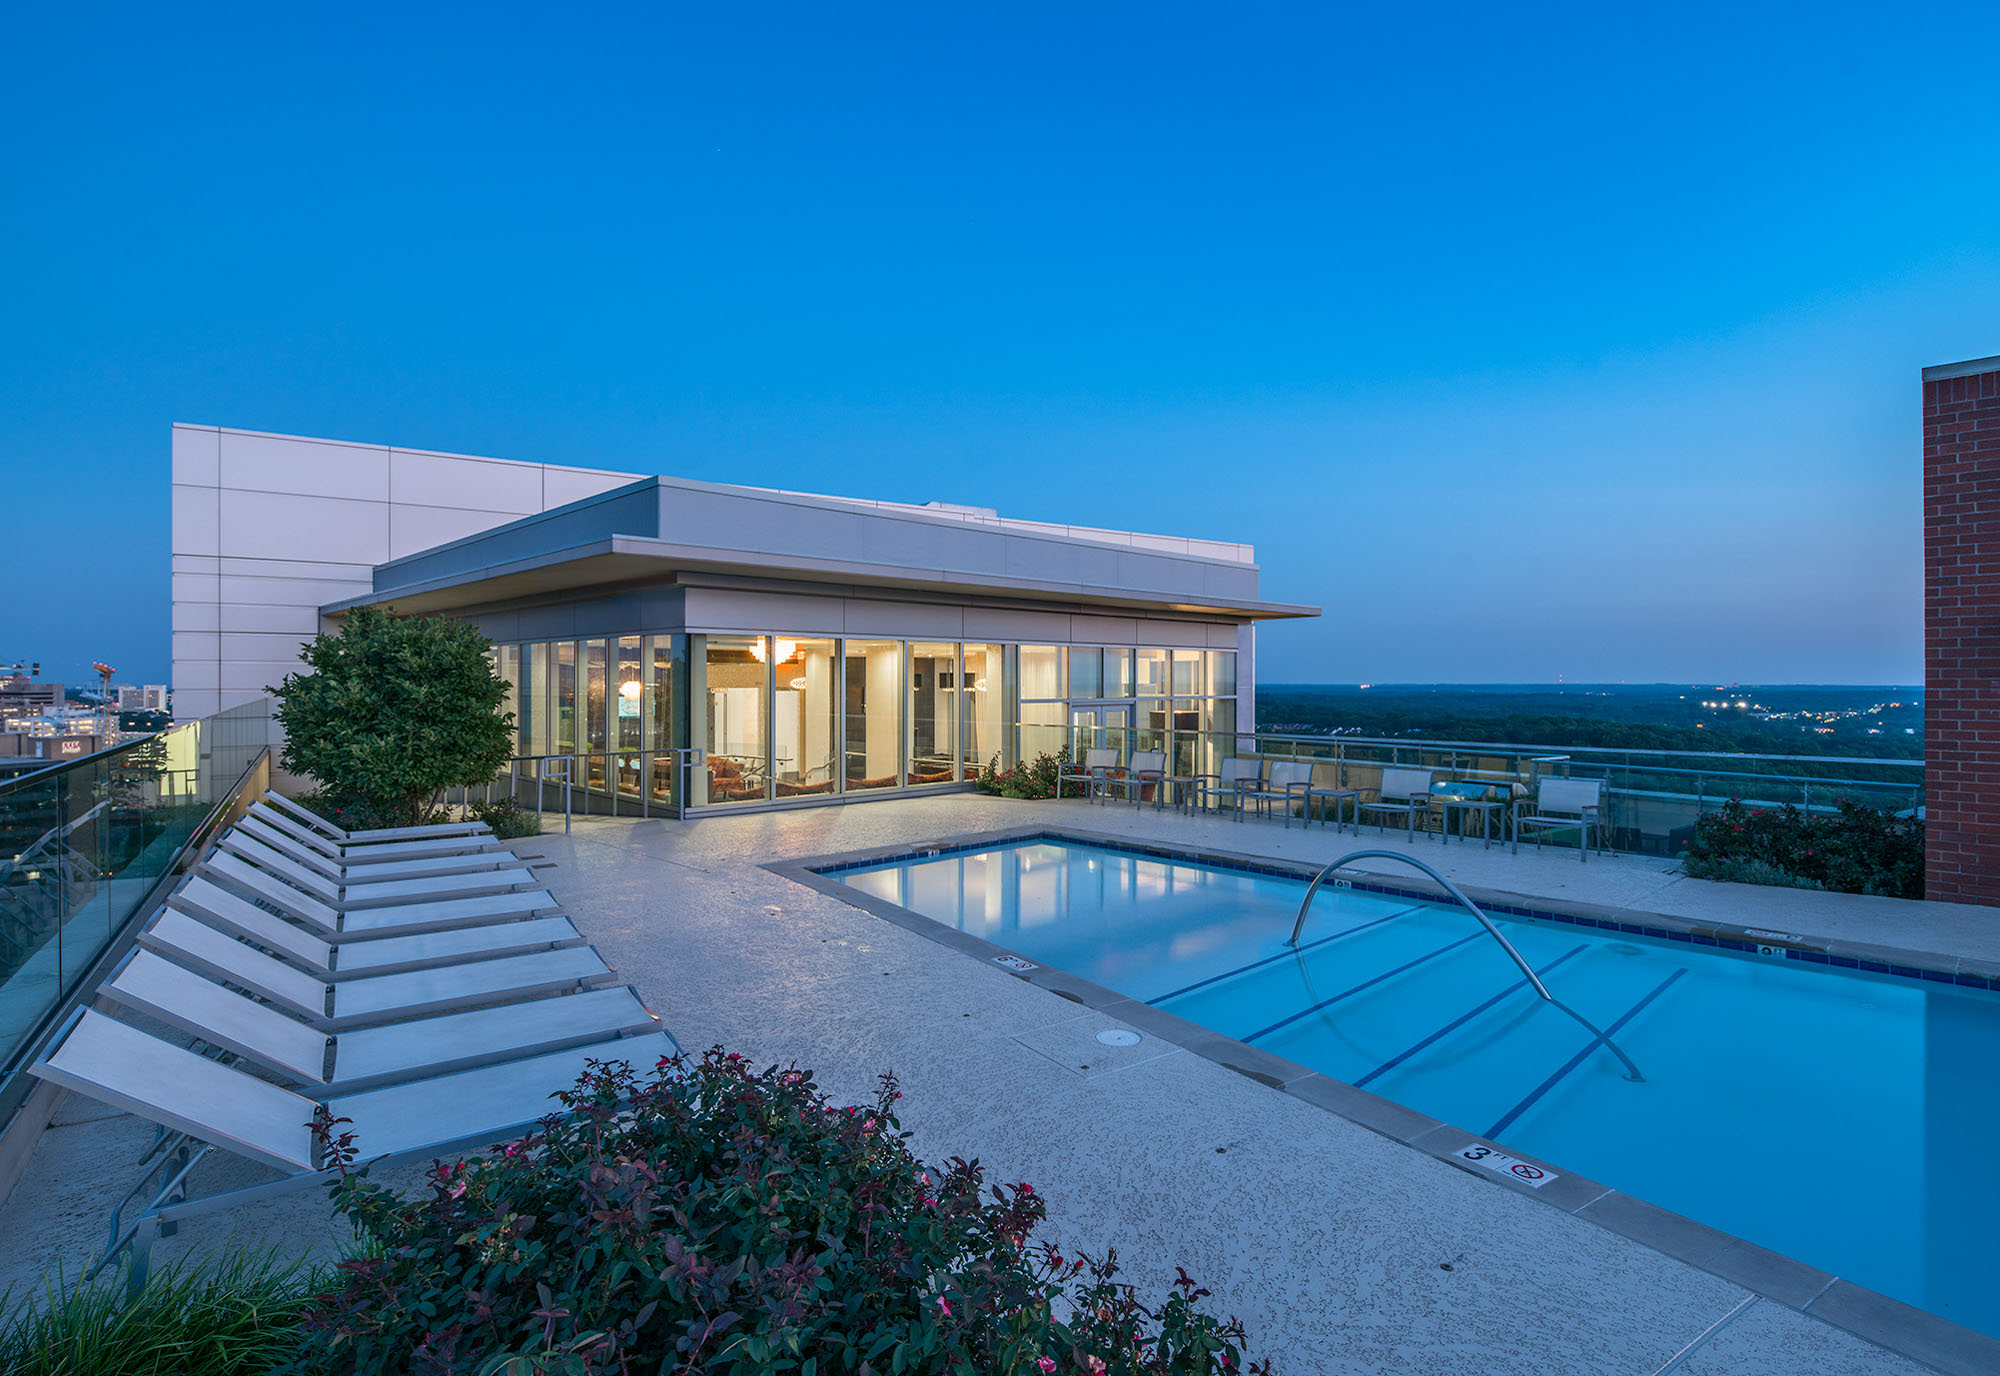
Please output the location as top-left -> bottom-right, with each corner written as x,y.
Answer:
464,795 -> 543,839
1681,796 -> 1923,898
292,1050 -> 1263,1376
0,1252 -> 322,1376
272,605 -> 515,828
976,748 -> 1071,800
290,789 -> 451,835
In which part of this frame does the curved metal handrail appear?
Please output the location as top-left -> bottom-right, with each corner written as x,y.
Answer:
1288,849 -> 1644,1082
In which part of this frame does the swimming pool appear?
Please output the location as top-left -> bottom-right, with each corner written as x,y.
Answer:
834,836 -> 2000,1339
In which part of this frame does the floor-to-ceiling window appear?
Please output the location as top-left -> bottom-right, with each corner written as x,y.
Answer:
773,637 -> 838,796
907,642 -> 960,784
555,641 -> 578,755
612,636 -> 642,800
496,645 -> 521,757
843,640 -> 901,790
703,636 -> 768,803
962,643 -> 1005,776
645,634 -> 680,805
583,639 -> 608,790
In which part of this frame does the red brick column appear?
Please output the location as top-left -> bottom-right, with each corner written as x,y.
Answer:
1924,355 -> 2000,905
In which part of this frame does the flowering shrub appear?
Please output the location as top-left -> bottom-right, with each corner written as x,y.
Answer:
976,748 -> 1072,800
291,1049 -> 1263,1376
1681,796 -> 1923,899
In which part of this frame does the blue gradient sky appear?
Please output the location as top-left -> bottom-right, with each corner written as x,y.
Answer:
5,3 -> 1994,689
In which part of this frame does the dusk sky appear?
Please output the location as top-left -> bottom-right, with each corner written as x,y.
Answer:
5,4 -> 1996,690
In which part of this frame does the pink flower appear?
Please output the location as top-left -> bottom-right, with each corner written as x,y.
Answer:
936,1295 -> 952,1318
1037,1360 -> 1057,1373
449,1181 -> 467,1199
1083,1358 -> 1106,1375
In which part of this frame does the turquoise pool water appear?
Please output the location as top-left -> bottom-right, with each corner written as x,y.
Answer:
837,838 -> 2000,1338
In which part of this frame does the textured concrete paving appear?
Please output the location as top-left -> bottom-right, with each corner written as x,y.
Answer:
2,793 -> 1974,1373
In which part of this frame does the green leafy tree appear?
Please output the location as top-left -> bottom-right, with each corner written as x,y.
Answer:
271,606 -> 514,826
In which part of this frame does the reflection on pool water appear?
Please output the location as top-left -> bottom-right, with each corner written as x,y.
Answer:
837,838 -> 2000,1339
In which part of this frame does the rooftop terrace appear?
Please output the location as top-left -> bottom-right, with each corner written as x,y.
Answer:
3,793 -> 1992,1374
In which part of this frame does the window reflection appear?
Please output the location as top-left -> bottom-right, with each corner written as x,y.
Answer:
962,643 -> 1004,774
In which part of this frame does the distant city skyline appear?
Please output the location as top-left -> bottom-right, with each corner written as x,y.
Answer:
7,5 -> 1995,687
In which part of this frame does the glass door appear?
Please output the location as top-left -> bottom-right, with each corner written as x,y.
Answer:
1068,703 -> 1132,765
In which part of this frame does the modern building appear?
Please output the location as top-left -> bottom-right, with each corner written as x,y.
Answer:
0,676 -> 63,723
171,425 -> 1317,810
1923,353 -> 2000,905
116,684 -> 168,713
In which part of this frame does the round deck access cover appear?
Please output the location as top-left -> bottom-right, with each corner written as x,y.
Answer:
1096,1029 -> 1142,1047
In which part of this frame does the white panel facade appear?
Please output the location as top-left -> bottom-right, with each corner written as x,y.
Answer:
171,425 -> 641,731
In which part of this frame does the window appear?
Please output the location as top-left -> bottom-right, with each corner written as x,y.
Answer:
1103,648 -> 1133,698
496,645 -> 521,757
962,643 -> 1005,774
555,641 -> 577,753
614,636 -> 642,799
1019,645 -> 1064,700
773,638 -> 837,797
645,635 -> 678,804
1171,649 -> 1202,697
844,640 -> 901,791
908,642 -> 960,785
703,636 -> 768,804
1134,648 -> 1168,698
584,639 -> 608,788
1208,650 -> 1237,696
1068,647 -> 1102,698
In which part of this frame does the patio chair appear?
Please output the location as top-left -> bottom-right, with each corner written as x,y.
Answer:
1058,747 -> 1120,801
207,837 -> 539,911
28,1008 -> 675,1289
1103,749 -> 1167,808
1234,760 -> 1314,825
1302,761 -> 1360,833
1194,757 -> 1264,820
1513,778 -> 1604,862
166,879 -> 585,978
228,817 -> 516,883
262,790 -> 491,843
1357,767 -> 1436,840
246,800 -> 503,862
198,852 -> 559,937
99,948 -> 661,1094
138,914 -> 617,1031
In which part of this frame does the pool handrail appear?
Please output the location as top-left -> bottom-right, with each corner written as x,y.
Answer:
1288,849 -> 1645,1082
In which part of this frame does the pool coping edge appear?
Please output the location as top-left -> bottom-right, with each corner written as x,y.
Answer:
765,824 -> 2000,1376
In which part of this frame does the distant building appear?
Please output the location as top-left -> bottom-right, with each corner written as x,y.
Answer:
0,731 -> 102,761
116,684 -> 168,712
1923,353 -> 2000,905
0,676 -> 63,722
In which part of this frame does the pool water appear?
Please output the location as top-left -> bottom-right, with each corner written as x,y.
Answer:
837,839 -> 2000,1338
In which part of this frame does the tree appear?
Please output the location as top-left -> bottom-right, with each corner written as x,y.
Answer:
271,606 -> 514,826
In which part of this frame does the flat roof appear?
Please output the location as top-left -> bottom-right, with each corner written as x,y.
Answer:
1921,354 -> 2000,382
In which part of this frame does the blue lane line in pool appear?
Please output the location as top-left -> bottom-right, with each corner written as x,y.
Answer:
1351,944 -> 1590,1090
1483,967 -> 1690,1141
1144,902 -> 1432,1006
1237,932 -> 1487,1044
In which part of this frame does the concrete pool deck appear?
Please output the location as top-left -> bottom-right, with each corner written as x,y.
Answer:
2,793 -> 1994,1374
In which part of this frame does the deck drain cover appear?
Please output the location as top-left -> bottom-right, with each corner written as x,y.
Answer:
1096,1029 -> 1141,1047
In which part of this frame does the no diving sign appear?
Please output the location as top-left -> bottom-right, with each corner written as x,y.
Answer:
1455,1143 -> 1559,1188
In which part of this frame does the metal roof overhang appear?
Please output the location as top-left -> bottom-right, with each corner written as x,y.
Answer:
320,536 -> 1319,623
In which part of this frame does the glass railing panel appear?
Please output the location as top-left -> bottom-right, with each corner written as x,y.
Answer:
0,699 -> 270,1082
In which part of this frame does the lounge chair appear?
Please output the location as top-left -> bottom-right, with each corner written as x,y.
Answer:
165,880 -> 584,978
138,914 -> 616,1031
246,800 -> 503,862
1103,749 -> 1167,807
1058,748 -> 1120,801
205,838 -> 539,911
1235,760 -> 1315,825
1194,757 -> 1264,820
261,790 -> 491,843
1513,778 -> 1604,862
99,949 -> 660,1093
29,1008 -> 676,1290
198,852 -> 558,936
227,817 -> 516,883
1358,767 -> 1436,840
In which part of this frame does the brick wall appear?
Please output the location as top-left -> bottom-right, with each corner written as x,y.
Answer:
1923,356 -> 2000,905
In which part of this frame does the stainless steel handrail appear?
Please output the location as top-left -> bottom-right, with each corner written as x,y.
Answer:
1287,849 -> 1644,1082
